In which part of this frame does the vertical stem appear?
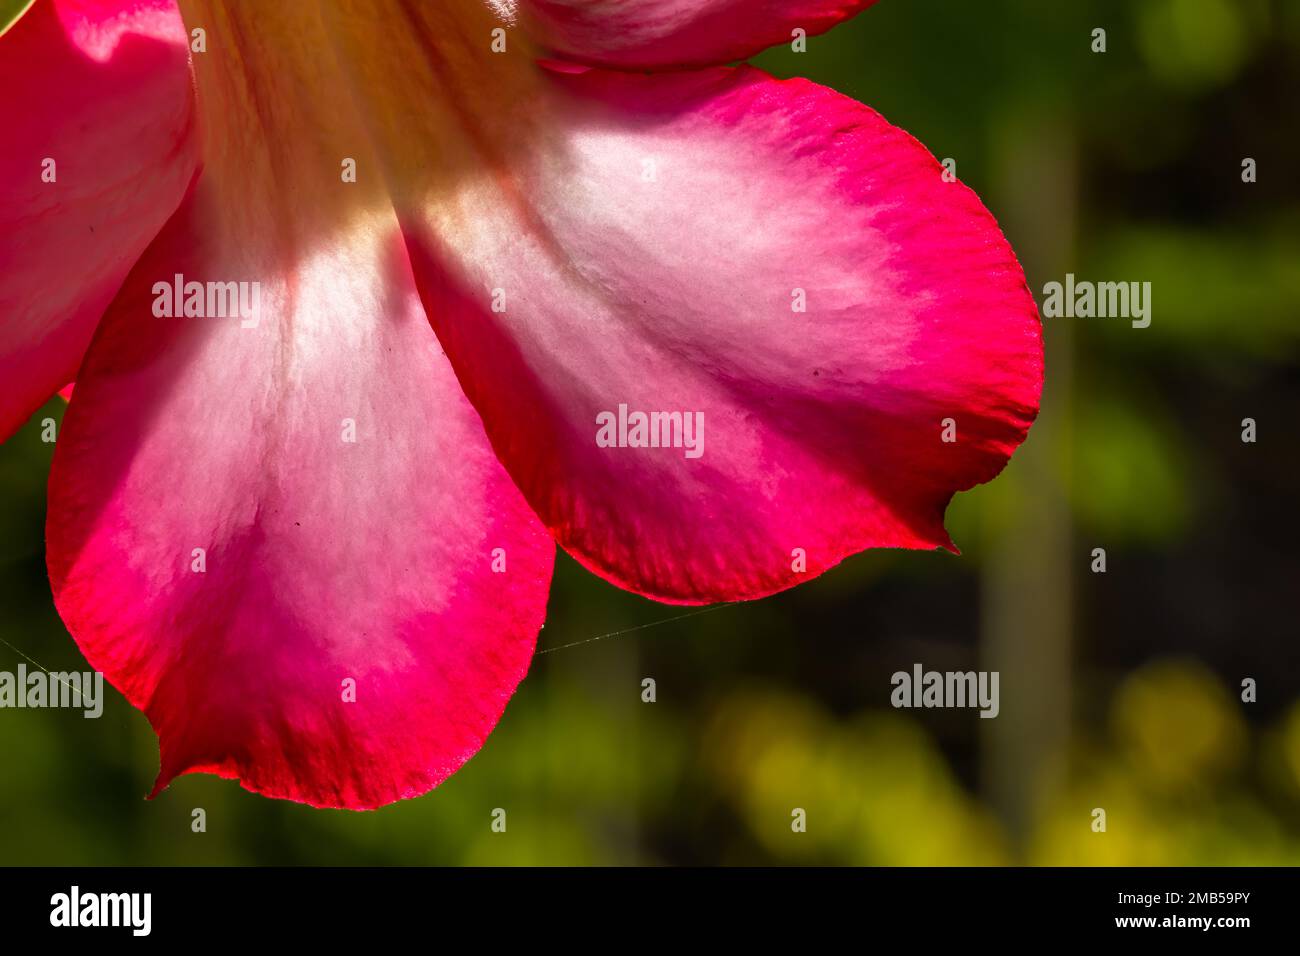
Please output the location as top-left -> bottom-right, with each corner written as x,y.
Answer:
981,109 -> 1077,851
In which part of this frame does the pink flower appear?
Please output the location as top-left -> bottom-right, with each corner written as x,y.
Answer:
0,0 -> 1042,808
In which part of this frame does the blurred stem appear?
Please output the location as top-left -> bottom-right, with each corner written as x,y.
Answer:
981,108 -> 1076,852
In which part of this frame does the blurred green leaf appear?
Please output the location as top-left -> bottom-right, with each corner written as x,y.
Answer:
0,0 -> 34,38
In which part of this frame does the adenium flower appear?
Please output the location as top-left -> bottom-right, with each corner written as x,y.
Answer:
0,0 -> 1043,808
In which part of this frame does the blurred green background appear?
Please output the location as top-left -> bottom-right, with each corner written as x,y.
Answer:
2,0 -> 1299,865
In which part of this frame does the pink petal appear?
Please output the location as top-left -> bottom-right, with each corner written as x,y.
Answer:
517,0 -> 877,69
47,181 -> 555,809
400,66 -> 1042,604
0,0 -> 197,441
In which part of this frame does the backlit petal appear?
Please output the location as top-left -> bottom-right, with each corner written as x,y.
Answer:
392,65 -> 1043,603
516,0 -> 877,70
46,1 -> 554,808
0,0 -> 196,440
